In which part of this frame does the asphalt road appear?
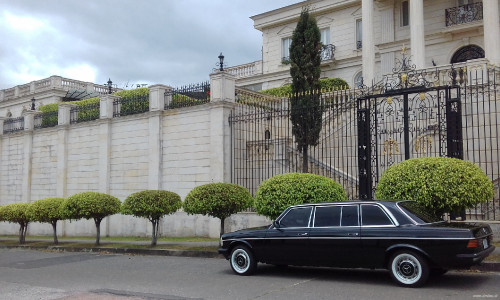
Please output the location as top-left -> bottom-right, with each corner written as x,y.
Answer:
0,249 -> 498,300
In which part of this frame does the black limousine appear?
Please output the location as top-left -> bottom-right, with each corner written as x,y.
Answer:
218,201 -> 495,287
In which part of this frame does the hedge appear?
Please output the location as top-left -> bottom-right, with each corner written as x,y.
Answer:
376,157 -> 494,217
255,173 -> 348,219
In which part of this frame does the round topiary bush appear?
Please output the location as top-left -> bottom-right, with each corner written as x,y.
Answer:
26,197 -> 65,245
0,203 -> 32,244
376,157 -> 493,217
255,173 -> 348,219
122,190 -> 182,246
184,183 -> 254,236
60,192 -> 121,245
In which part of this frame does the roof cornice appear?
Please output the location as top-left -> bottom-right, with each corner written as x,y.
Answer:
251,0 -> 360,31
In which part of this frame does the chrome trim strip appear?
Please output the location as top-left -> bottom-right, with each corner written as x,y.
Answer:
224,236 -> 472,241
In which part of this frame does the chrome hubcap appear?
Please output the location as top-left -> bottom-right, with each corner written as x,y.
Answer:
392,254 -> 421,284
231,249 -> 250,273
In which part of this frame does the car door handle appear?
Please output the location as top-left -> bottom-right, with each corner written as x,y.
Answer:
347,233 -> 359,237
298,233 -> 308,236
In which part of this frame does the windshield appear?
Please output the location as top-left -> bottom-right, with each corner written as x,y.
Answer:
397,201 -> 443,224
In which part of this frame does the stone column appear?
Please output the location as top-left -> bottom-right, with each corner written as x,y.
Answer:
22,111 -> 36,203
362,0 -> 375,85
56,104 -> 73,236
208,71 -> 236,183
210,71 -> 236,103
0,117 -> 5,136
100,94 -> 119,119
483,0 -> 500,65
58,104 -> 75,126
149,84 -> 170,111
410,0 -> 425,69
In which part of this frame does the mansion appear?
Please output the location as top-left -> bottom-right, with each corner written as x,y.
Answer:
228,0 -> 499,90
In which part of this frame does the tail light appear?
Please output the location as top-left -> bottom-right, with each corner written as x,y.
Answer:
467,239 -> 479,248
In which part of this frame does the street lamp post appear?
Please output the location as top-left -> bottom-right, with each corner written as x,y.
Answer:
107,78 -> 113,94
218,53 -> 225,71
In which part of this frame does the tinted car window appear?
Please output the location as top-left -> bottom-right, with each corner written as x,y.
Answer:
398,201 -> 442,224
314,206 -> 341,227
361,205 -> 393,226
341,205 -> 359,226
280,207 -> 312,228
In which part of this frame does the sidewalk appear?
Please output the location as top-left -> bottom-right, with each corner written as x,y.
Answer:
0,237 -> 221,258
0,237 -> 498,272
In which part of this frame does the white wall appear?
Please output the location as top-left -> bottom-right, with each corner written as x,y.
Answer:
0,99 -> 270,238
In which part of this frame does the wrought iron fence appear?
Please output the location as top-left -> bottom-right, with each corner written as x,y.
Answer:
113,94 -> 149,117
34,111 -> 58,129
230,64 -> 500,221
320,44 -> 335,61
445,2 -> 483,27
3,117 -> 24,134
230,87 -> 362,199
165,81 -> 210,109
70,103 -> 100,124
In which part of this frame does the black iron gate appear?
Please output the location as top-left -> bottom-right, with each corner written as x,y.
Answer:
357,66 -> 463,199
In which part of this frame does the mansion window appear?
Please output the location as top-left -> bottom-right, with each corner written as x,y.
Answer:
356,19 -> 362,49
320,28 -> 330,45
282,37 -> 292,63
401,1 -> 409,27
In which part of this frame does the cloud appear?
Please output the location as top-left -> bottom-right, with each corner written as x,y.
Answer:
0,0 -> 302,90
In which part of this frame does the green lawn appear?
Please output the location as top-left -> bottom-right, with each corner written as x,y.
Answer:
0,235 -> 218,243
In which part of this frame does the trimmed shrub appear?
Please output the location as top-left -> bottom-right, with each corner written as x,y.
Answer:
122,190 -> 182,246
60,192 -> 121,245
260,78 -> 349,97
169,94 -> 208,108
113,87 -> 149,115
39,103 -> 59,127
255,173 -> 348,219
26,198 -> 65,245
376,157 -> 494,217
184,183 -> 254,237
0,203 -> 32,244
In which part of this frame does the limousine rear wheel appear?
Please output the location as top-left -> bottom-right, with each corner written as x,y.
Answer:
389,250 -> 429,287
230,245 -> 256,276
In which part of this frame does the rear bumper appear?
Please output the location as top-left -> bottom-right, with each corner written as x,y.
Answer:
456,245 -> 495,267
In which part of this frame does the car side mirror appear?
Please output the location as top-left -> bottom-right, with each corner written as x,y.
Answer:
273,220 -> 281,229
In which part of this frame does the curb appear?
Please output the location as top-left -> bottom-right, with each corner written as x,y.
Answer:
0,245 -> 222,259
471,262 -> 500,272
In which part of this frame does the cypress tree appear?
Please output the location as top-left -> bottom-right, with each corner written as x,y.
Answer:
289,8 -> 323,172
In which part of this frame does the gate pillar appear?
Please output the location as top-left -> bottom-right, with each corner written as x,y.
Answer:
357,107 -> 372,199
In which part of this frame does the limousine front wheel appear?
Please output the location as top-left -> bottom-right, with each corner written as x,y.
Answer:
230,245 -> 256,275
389,250 -> 429,287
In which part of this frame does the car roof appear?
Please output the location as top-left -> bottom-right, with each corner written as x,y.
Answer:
288,200 -> 404,209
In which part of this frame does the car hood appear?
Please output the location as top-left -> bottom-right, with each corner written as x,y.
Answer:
221,225 -> 270,239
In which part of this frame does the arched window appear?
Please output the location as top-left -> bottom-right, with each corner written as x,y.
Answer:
354,72 -> 364,88
451,45 -> 484,64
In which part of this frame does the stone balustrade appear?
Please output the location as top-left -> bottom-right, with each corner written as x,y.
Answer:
226,61 -> 262,79
0,75 -> 117,102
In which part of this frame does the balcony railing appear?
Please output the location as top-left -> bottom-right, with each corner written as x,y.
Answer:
445,2 -> 483,27
281,44 -> 336,65
3,117 -> 25,134
320,44 -> 335,61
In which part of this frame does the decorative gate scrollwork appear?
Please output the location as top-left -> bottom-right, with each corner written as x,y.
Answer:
357,50 -> 463,200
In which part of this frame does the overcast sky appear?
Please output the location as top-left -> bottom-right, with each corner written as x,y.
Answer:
0,0 -> 303,90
